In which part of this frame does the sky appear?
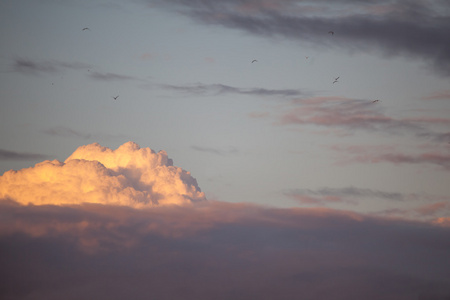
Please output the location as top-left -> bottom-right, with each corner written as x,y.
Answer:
1,0 -> 450,299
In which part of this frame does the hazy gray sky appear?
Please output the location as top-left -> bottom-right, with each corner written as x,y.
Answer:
1,1 -> 450,298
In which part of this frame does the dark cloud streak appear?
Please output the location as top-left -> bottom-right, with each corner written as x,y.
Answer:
12,58 -> 90,75
149,0 -> 450,76
191,145 -> 238,156
161,82 -> 304,98
0,149 -> 50,161
89,71 -> 136,81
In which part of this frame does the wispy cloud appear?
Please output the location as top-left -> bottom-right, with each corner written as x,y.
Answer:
43,126 -> 129,141
421,90 -> 450,100
149,0 -> 450,76
161,82 -> 304,98
0,149 -> 50,161
89,71 -> 137,81
331,144 -> 450,171
43,126 -> 93,139
278,97 -> 421,132
191,145 -> 238,156
285,186 -> 406,205
12,58 -> 90,75
285,186 -> 450,213
274,97 -> 450,141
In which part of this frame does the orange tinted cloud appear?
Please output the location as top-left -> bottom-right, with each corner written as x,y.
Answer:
0,142 -> 205,207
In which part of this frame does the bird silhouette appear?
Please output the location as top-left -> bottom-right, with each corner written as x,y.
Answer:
82,27 -> 90,31
372,99 -> 380,103
112,95 -> 119,100
328,31 -> 334,35
251,60 -> 258,63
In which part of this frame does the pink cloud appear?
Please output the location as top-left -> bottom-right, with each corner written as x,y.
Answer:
421,90 -> 450,100
248,111 -> 270,118
278,97 -> 416,133
414,202 -> 449,216
275,97 -> 450,142
286,194 -> 346,205
403,116 -> 450,125
140,52 -> 154,60
330,144 -> 450,170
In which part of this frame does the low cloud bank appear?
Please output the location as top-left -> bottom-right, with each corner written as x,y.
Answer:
1,201 -> 449,300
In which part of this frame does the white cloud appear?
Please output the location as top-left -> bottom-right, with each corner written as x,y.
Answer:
0,142 -> 205,207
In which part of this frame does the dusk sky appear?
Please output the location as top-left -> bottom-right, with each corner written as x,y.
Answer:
1,0 -> 450,299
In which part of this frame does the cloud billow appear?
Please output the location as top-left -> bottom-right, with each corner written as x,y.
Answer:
0,142 -> 206,207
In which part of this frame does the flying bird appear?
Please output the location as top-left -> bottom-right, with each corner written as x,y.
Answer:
372,99 -> 380,103
251,60 -> 258,63
333,76 -> 340,84
82,27 -> 90,31
328,31 -> 334,35
112,95 -> 119,100
333,80 -> 339,84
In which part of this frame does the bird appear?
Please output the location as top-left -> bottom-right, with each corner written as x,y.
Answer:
333,76 -> 339,84
305,56 -> 309,59
112,95 -> 119,100
251,60 -> 258,63
328,31 -> 334,35
372,99 -> 380,103
333,79 -> 339,84
82,27 -> 90,31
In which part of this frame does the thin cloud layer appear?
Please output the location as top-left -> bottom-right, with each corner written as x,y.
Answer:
0,142 -> 205,207
1,200 -> 450,300
161,82 -> 304,98
279,97 -> 422,132
331,144 -> 450,171
191,145 -> 238,156
0,149 -> 50,161
149,0 -> 450,75
89,71 -> 137,81
12,58 -> 90,75
273,97 -> 450,142
285,186 -> 405,205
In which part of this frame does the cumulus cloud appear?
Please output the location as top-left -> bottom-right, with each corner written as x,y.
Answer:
0,142 -> 206,207
1,200 -> 450,300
